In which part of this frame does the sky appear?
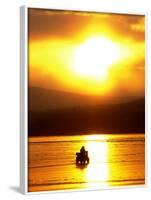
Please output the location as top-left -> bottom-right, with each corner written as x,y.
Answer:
28,8 -> 145,97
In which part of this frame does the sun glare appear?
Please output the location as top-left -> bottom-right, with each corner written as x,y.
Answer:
73,37 -> 121,80
84,135 -> 109,187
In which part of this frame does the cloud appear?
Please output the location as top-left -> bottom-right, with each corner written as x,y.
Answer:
28,8 -> 97,41
101,14 -> 145,41
28,8 -> 145,42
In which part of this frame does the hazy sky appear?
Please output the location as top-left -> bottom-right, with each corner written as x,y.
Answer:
28,8 -> 145,97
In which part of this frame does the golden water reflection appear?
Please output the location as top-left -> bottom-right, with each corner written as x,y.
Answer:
28,134 -> 145,192
76,134 -> 145,188
84,135 -> 109,188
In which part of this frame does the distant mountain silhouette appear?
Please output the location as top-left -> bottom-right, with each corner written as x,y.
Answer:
28,89 -> 145,136
29,87 -> 142,111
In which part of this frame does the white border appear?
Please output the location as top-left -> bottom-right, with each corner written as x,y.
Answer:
20,6 -> 28,194
20,5 -> 147,195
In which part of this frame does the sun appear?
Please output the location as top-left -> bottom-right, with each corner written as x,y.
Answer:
72,37 -> 121,80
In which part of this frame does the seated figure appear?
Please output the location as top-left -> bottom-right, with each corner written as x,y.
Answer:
76,146 -> 89,165
80,146 -> 86,156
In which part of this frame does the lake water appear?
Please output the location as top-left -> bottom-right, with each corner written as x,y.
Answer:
28,134 -> 145,192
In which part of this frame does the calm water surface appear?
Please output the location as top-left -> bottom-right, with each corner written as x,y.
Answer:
28,134 -> 145,192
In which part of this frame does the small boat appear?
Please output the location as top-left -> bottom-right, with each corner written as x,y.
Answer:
76,151 -> 90,165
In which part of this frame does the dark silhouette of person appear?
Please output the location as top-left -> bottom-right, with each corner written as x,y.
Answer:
76,146 -> 89,164
80,146 -> 86,157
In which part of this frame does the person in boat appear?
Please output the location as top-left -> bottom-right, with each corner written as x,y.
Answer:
76,146 -> 89,164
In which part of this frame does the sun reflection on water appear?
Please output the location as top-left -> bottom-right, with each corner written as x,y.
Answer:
84,135 -> 109,187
